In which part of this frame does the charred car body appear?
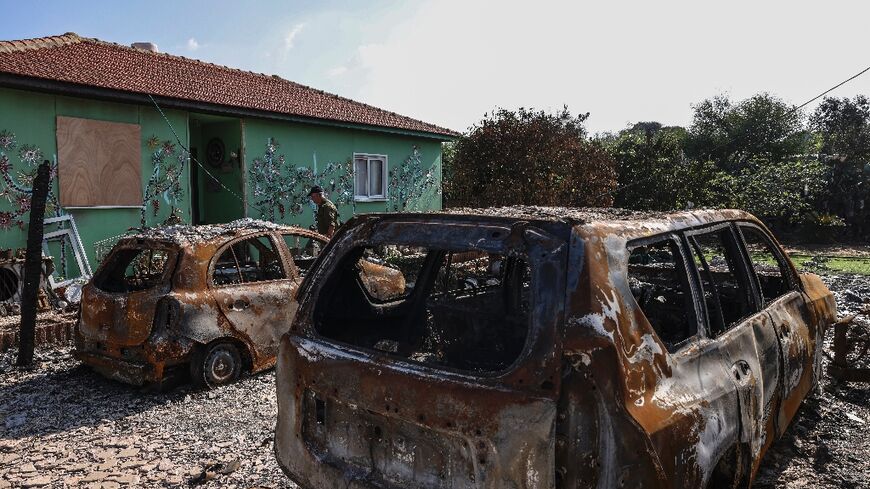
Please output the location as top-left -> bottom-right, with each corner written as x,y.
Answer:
275,207 -> 836,488
75,219 -> 327,387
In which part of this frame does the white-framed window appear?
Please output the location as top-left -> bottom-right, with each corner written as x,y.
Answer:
353,153 -> 388,201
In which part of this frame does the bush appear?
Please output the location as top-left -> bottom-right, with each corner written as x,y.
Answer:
605,124 -> 720,211
444,107 -> 617,208
716,160 -> 827,223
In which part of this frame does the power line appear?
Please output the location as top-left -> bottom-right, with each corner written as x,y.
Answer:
789,64 -> 870,114
598,62 -> 870,201
594,162 -> 686,201
146,95 -> 269,218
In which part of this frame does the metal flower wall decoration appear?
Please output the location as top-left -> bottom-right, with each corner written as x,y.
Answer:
0,129 -> 60,230
141,136 -> 187,227
249,139 -> 440,222
387,146 -> 441,212
249,138 -> 354,221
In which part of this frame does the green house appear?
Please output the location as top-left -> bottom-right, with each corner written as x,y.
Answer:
0,33 -> 456,274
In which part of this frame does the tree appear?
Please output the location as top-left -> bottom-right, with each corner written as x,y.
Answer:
604,123 -> 719,211
810,96 -> 870,235
811,95 -> 870,158
444,107 -> 616,207
686,93 -> 809,172
722,160 -> 827,224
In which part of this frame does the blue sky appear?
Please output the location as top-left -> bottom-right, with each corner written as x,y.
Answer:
3,1 -> 869,134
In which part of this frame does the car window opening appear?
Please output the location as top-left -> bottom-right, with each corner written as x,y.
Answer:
94,247 -> 172,293
282,233 -> 322,276
688,228 -> 754,337
214,235 -> 285,286
313,246 -> 531,373
627,238 -> 697,352
739,225 -> 791,304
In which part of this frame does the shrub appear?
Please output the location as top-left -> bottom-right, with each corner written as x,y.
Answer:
444,107 -> 617,208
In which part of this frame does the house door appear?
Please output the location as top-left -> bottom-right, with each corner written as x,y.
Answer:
189,115 -> 245,224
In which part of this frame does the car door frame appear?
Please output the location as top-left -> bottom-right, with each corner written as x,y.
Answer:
622,230 -> 744,487
733,221 -> 816,434
208,231 -> 300,365
277,230 -> 327,279
678,222 -> 783,476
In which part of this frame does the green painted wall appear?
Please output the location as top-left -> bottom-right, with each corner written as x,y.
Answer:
0,87 -> 190,266
0,85 -> 444,271
243,119 -> 442,230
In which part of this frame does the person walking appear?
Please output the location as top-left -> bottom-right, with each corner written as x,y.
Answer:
308,185 -> 340,238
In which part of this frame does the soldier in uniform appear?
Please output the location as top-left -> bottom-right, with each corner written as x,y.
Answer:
308,185 -> 340,238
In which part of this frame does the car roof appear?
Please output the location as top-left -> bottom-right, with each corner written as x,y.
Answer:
362,206 -> 760,242
118,218 -> 327,247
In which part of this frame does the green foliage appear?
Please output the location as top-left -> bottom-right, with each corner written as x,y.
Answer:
788,254 -> 870,276
443,92 -> 869,239
713,160 -> 827,223
809,96 -> 870,234
686,93 -> 809,172
811,95 -> 870,158
444,107 -> 616,208
608,98 -> 829,227
604,123 -> 719,210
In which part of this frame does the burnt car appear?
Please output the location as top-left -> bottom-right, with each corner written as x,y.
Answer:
74,219 -> 327,387
274,207 -> 836,488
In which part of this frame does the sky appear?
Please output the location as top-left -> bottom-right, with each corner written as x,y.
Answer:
3,0 -> 869,135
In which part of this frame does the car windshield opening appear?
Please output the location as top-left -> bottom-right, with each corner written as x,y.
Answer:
94,246 -> 173,293
313,245 -> 531,373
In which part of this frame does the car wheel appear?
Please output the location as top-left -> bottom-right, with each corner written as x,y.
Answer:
196,342 -> 242,388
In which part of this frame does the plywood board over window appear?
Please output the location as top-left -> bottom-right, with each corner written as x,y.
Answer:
57,116 -> 142,207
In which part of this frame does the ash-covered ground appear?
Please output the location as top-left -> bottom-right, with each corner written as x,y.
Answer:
755,273 -> 870,489
0,353 -> 293,488
0,273 -> 868,488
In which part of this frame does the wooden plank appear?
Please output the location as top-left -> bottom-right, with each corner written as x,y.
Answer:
56,116 -> 142,207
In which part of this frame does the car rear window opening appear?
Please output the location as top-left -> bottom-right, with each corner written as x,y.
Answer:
94,246 -> 172,293
313,245 -> 531,373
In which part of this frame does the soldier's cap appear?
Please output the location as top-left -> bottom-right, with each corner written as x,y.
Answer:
308,185 -> 323,196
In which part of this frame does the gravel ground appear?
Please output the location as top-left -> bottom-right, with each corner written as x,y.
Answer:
0,272 -> 868,488
0,354 -> 294,488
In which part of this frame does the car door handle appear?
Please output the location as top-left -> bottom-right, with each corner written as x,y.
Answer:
230,299 -> 250,311
732,360 -> 752,382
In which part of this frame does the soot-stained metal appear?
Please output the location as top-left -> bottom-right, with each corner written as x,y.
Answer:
74,218 -> 329,387
274,207 -> 837,489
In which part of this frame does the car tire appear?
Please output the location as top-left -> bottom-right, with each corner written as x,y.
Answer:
193,341 -> 242,388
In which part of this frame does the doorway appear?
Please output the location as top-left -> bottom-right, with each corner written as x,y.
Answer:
189,114 -> 244,224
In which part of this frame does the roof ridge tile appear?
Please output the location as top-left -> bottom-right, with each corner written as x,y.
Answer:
0,32 -> 81,54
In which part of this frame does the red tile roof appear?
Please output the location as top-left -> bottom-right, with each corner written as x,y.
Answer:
0,33 -> 457,138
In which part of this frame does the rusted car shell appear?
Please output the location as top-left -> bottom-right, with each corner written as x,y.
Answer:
274,207 -> 837,489
74,219 -> 327,386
